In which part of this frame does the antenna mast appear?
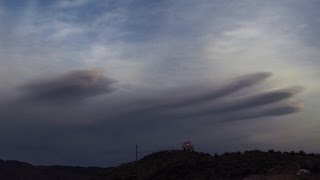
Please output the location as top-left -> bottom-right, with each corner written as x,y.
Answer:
135,144 -> 138,161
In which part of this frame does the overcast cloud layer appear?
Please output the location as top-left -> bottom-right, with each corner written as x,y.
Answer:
0,0 -> 319,166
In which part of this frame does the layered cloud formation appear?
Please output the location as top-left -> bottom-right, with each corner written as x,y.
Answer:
22,70 -> 115,103
0,0 -> 319,166
0,70 -> 304,166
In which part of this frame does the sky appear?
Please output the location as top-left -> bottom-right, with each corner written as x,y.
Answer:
0,0 -> 320,167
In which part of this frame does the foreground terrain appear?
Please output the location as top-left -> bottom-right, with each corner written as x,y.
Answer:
0,159 -> 107,180
2,150 -> 320,179
94,150 -> 320,180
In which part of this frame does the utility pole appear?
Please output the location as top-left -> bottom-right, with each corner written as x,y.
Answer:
135,144 -> 138,162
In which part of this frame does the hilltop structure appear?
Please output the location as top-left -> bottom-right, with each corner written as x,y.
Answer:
182,141 -> 194,152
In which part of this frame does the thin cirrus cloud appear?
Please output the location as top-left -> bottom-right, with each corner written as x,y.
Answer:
56,0 -> 92,8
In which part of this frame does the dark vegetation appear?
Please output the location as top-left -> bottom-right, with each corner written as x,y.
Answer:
3,150 -> 320,179
94,150 -> 320,180
0,159 -> 107,180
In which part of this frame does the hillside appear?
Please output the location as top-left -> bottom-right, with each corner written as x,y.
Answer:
94,150 -> 320,180
2,150 -> 320,179
0,159 -> 107,180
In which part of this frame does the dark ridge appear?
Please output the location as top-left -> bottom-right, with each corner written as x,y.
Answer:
2,150 -> 320,180
94,150 -> 320,180
0,159 -> 109,180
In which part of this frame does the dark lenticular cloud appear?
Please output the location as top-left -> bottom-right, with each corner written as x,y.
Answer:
100,72 -> 303,125
148,72 -> 272,109
220,102 -> 304,122
0,0 -> 315,167
170,86 -> 304,119
0,70 -> 304,166
21,70 -> 116,103
12,70 -> 303,124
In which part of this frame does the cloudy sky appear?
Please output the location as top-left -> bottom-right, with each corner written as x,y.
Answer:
0,0 -> 320,167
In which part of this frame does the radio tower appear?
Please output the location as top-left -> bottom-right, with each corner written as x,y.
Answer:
135,144 -> 138,161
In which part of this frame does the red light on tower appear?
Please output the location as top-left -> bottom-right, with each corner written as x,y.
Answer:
182,141 -> 194,152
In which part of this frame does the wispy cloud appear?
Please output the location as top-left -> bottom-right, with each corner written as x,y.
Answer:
57,0 -> 92,8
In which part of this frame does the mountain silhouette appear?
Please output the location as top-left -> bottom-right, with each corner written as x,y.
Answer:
0,159 -> 107,180
93,150 -> 320,180
2,150 -> 320,179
